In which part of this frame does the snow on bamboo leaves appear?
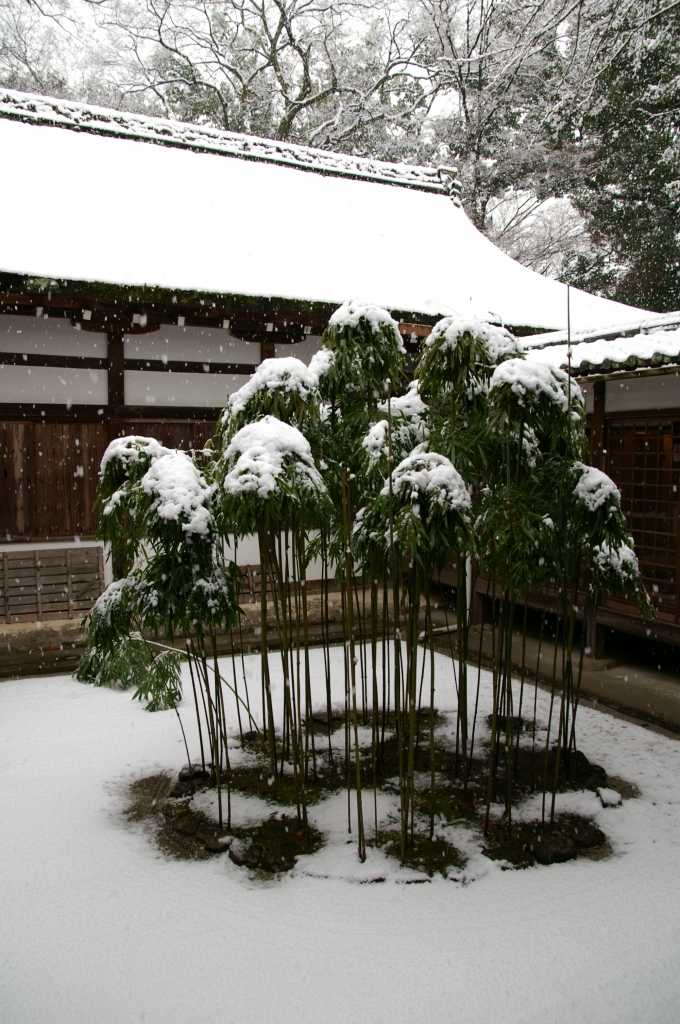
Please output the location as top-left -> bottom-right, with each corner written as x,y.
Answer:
75,297 -> 651,866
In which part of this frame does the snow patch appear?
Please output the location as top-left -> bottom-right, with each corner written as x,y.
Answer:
425,316 -> 519,364
141,450 -> 215,537
490,357 -> 582,413
329,300 -> 405,349
228,357 -> 317,415
223,415 -> 324,499
573,463 -> 621,512
386,448 -> 471,512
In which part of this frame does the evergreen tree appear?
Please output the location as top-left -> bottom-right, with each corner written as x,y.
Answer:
565,2 -> 680,311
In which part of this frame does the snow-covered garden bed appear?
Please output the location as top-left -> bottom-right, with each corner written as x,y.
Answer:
1,650 -> 679,1024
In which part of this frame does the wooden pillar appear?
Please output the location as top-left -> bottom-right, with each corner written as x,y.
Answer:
106,326 -> 126,579
587,380 -> 607,658
260,339 -> 276,363
591,380 -> 606,471
107,327 -> 125,409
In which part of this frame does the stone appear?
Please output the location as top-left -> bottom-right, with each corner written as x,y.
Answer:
179,764 -> 211,784
528,833 -> 577,866
598,787 -> 623,808
229,841 -> 263,868
170,814 -> 201,837
569,751 -> 608,790
561,820 -> 607,849
196,827 -> 233,854
483,843 -> 535,868
168,781 -> 194,799
260,850 -> 297,873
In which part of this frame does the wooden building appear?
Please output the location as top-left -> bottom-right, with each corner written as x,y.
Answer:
1,87 -> 676,645
523,317 -> 680,650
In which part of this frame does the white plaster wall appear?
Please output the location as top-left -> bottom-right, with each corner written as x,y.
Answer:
0,364 -> 107,405
125,326 -> 260,364
223,533 -> 325,581
580,381 -> 594,414
274,335 -> 321,365
124,370 -> 250,407
0,314 -> 106,356
606,373 -> 680,413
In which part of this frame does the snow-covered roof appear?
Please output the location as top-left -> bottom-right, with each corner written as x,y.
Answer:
525,327 -> 680,378
524,310 -> 680,348
0,90 -> 652,332
0,89 -> 456,196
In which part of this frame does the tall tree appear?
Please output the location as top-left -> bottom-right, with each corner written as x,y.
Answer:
561,0 -> 680,311
415,0 -> 580,231
85,0 -> 435,153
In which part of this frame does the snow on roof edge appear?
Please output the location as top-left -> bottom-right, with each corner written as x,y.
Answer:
0,88 -> 461,198
525,326 -> 680,379
524,310 -> 678,349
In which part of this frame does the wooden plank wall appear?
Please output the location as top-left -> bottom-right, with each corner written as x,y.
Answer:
0,419 -> 217,540
0,421 -> 107,540
1,546 -> 105,623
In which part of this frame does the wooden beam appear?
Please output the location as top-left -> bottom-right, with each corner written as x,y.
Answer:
0,351 -> 257,375
124,358 -> 257,375
107,328 -> 125,407
0,352 -> 107,370
0,404 -> 223,421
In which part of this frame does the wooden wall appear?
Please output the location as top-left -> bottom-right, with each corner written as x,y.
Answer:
0,418 -> 216,540
0,421 -> 107,540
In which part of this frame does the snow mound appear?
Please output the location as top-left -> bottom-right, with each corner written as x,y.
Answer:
377,379 -> 428,424
425,316 -> 519,363
308,347 -> 335,381
223,415 -> 324,499
329,299 -> 404,347
490,358 -> 582,413
228,357 -> 317,415
141,450 -> 215,537
386,447 -> 471,512
573,463 -> 621,512
364,382 -> 430,467
592,540 -> 639,581
100,435 -> 170,475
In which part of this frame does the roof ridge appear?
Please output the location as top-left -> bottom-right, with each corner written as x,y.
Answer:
0,88 -> 461,199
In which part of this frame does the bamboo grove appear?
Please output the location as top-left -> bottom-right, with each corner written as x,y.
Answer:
77,301 -> 649,861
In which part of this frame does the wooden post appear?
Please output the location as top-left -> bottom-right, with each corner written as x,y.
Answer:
3,552 -> 10,624
587,380 -> 607,658
470,573 -> 485,625
591,380 -> 606,470
260,339 -> 276,362
67,548 -> 74,620
107,327 -> 125,409
35,550 -> 43,621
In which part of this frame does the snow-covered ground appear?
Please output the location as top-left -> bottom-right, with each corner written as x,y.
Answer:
1,649 -> 679,1024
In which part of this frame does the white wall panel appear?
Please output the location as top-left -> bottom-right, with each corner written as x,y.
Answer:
0,315 -> 106,356
606,373 -> 680,413
125,326 -> 260,364
125,369 -> 249,407
0,364 -> 107,404
274,335 -> 320,365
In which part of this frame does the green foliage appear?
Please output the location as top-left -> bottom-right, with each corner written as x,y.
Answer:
316,302 -> 406,422
95,436 -> 171,576
566,3 -> 680,311
75,633 -> 151,691
131,648 -> 183,712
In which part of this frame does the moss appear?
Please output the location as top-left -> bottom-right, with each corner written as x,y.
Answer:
230,814 -> 325,872
377,828 -> 466,878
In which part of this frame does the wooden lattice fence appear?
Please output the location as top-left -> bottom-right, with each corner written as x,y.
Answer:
1,547 -> 105,623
